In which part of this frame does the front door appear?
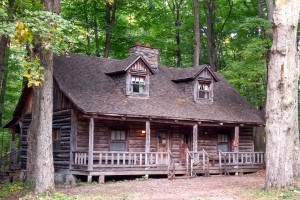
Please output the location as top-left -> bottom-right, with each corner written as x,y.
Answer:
180,132 -> 190,165
157,131 -> 169,164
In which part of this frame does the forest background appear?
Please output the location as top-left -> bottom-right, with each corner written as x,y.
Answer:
0,0 -> 296,156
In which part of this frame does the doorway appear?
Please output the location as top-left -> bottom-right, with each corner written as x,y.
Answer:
157,131 -> 169,164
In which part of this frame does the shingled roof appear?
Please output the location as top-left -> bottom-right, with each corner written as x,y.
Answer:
53,53 -> 264,125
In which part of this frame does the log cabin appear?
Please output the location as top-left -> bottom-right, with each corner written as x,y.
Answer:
3,44 -> 265,183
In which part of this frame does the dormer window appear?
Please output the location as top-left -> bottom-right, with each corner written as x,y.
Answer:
131,76 -> 145,93
193,68 -> 216,103
198,80 -> 211,99
126,60 -> 150,97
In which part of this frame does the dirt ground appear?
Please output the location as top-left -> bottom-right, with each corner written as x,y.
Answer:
59,170 -> 296,200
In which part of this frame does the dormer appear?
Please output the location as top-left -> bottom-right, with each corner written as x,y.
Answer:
194,68 -> 218,103
171,65 -> 219,103
126,59 -> 151,98
104,55 -> 155,98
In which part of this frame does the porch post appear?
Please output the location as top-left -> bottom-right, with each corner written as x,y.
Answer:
193,124 -> 198,152
234,126 -> 239,152
145,121 -> 150,165
88,118 -> 94,171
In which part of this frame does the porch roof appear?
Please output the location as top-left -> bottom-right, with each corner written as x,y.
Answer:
52,54 -> 264,125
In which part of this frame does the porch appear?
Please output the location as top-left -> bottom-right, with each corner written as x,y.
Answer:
70,117 -> 265,182
70,150 -> 265,182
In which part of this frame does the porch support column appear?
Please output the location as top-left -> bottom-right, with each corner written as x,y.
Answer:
193,124 -> 198,152
88,118 -> 94,171
145,121 -> 150,165
145,121 -> 150,153
234,126 -> 239,152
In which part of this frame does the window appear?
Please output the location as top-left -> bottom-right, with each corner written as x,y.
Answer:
52,129 -> 61,151
131,76 -> 145,93
110,130 -> 126,151
217,134 -> 229,152
198,82 -> 210,99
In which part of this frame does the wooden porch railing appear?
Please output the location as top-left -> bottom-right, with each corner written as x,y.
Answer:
218,151 -> 265,174
73,151 -> 171,169
0,150 -> 20,177
185,149 -> 209,176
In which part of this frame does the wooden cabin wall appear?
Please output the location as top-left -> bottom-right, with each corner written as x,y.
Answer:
53,80 -> 73,110
198,127 -> 218,159
75,117 -> 157,152
239,127 -> 254,152
19,109 -> 72,171
170,128 -> 181,164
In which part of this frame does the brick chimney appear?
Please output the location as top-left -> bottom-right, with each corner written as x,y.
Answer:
129,43 -> 159,69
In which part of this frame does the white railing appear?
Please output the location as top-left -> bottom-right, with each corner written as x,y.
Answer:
73,151 -> 170,168
218,151 -> 265,170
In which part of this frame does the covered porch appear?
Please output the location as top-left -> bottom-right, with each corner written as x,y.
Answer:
70,116 -> 265,182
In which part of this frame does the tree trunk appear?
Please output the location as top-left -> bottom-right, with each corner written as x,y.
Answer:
265,0 -> 299,188
26,0 -> 59,193
203,0 -> 217,71
193,0 -> 200,67
93,1 -> 100,57
32,49 -> 54,194
265,0 -> 274,22
175,0 -> 183,67
103,0 -> 117,58
84,0 -> 91,55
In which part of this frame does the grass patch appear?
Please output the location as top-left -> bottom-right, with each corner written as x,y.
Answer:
20,192 -> 80,200
0,181 -> 32,199
242,187 -> 300,200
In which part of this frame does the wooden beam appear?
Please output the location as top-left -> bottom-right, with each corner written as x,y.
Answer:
69,109 -> 77,170
234,126 -> 239,152
88,118 -> 94,171
193,124 -> 198,151
145,121 -> 150,153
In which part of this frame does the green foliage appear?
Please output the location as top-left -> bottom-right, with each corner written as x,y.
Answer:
0,181 -> 32,198
21,192 -> 80,200
252,187 -> 300,200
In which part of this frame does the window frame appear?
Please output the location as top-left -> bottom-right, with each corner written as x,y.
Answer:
194,78 -> 213,103
110,130 -> 127,151
126,70 -> 150,98
131,75 -> 146,94
52,129 -> 61,152
217,134 -> 230,152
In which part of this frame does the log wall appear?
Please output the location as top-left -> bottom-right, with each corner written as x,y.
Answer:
19,109 -> 72,171
53,80 -> 73,110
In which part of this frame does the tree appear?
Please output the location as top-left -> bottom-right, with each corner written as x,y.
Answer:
202,0 -> 217,71
265,0 -> 300,188
28,0 -> 61,193
193,0 -> 200,66
103,0 -> 117,58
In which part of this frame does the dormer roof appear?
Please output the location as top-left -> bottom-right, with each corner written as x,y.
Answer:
170,65 -> 219,82
103,55 -> 155,75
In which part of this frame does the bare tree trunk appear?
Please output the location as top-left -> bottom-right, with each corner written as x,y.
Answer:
265,0 -> 299,188
84,0 -> 91,55
103,0 -> 117,58
265,0 -> 274,22
167,0 -> 183,67
33,49 -> 54,193
203,0 -> 217,71
93,1 -> 100,57
193,0 -> 200,67
26,0 -> 59,193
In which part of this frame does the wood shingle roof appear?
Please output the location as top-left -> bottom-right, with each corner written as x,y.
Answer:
53,53 -> 264,125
